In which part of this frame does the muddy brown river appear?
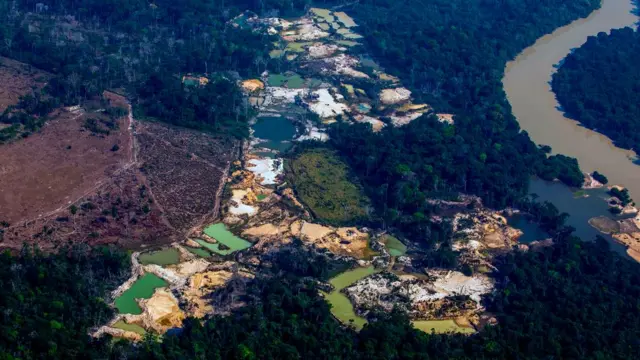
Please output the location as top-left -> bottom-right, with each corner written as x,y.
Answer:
504,0 -> 639,199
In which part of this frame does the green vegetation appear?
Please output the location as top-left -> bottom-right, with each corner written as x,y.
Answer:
184,246 -> 212,258
0,92 -> 57,142
134,75 -> 252,138
2,230 -> 640,359
381,235 -> 407,256
328,0 -> 599,253
288,149 -> 370,224
0,245 -> 129,359
138,248 -> 181,266
609,187 -> 633,206
112,320 -> 146,336
592,171 -> 609,185
114,273 -> 168,314
0,0 -> 278,138
552,27 -> 640,152
267,73 -> 305,88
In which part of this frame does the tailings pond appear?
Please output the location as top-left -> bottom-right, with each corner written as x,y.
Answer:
252,115 -> 296,152
115,273 -> 168,314
138,248 -> 180,266
195,223 -> 252,255
323,266 -> 474,333
503,0 -> 639,200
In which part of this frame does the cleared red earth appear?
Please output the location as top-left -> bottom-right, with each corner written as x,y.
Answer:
0,59 -> 238,251
0,105 -> 131,224
0,56 -> 50,112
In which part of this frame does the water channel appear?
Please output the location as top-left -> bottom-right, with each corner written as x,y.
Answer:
504,0 -> 639,201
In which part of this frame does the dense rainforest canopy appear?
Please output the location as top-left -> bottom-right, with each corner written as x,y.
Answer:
1,234 -> 639,359
552,27 -> 640,153
327,0 -> 596,245
3,0 -> 639,359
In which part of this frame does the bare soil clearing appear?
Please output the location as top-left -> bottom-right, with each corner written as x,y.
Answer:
1,92 -> 238,250
0,105 -> 131,225
136,121 -> 239,232
0,56 -> 51,112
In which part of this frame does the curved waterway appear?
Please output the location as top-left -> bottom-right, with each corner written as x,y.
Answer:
504,0 -> 639,199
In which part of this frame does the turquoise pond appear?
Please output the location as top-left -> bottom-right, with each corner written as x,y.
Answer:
195,223 -> 252,255
252,116 -> 295,152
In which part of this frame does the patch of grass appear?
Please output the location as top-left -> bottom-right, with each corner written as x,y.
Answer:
287,149 -> 370,224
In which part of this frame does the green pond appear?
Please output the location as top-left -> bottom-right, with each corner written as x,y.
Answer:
269,49 -> 284,59
115,273 -> 168,314
286,42 -> 312,53
257,194 -> 268,201
197,223 -> 252,255
185,246 -> 211,258
138,248 -> 180,266
337,28 -> 363,39
310,8 -> 334,22
268,73 -> 305,88
413,319 -> 475,334
336,40 -> 360,47
381,235 -> 407,256
113,320 -> 147,335
322,266 -> 376,330
183,78 -> 200,87
334,12 -> 357,27
343,33 -> 363,40
324,266 -> 474,334
359,55 -> 382,71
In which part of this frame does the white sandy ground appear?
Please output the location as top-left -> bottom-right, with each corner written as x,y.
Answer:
306,88 -> 349,118
229,189 -> 258,216
247,158 -> 283,185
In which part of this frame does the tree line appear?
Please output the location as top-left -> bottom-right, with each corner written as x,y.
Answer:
552,27 -> 640,153
1,229 -> 639,359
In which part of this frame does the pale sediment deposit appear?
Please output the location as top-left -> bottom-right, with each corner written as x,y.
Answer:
353,114 -> 385,132
591,213 -> 640,263
229,189 -> 258,216
436,113 -> 454,125
136,288 -> 186,333
241,79 -> 265,93
379,88 -> 411,105
247,158 -> 283,185
582,172 -> 604,189
343,270 -> 493,322
305,88 -> 349,118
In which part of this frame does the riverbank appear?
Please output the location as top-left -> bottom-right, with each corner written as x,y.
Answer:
504,0 -> 639,200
